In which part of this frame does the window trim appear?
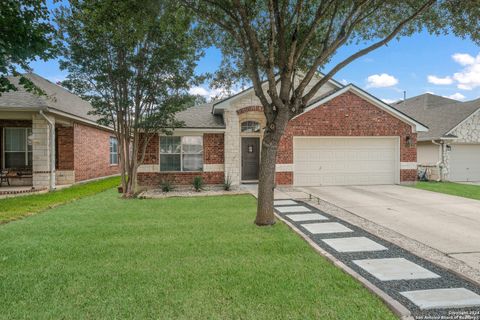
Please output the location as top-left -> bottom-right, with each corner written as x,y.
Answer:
109,137 -> 119,165
241,121 -> 261,133
2,127 -> 32,169
159,135 -> 204,172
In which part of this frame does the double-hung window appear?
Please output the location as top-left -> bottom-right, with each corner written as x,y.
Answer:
3,128 -> 32,169
109,137 -> 118,165
160,136 -> 203,172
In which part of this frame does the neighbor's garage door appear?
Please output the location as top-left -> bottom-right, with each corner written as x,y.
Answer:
293,137 -> 398,186
449,144 -> 480,182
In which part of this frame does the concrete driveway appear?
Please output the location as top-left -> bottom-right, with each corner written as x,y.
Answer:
300,185 -> 480,271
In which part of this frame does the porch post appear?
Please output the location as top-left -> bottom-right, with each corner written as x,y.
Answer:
32,113 -> 55,190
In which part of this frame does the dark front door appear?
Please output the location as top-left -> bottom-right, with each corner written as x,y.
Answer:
241,137 -> 260,180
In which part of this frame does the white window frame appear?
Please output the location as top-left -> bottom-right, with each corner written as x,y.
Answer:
2,127 -> 32,169
159,135 -> 203,172
109,137 -> 118,165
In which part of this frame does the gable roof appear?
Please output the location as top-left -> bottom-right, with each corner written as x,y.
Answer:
394,93 -> 480,141
0,73 -> 101,123
211,72 -> 344,114
294,84 -> 428,132
175,103 -> 225,129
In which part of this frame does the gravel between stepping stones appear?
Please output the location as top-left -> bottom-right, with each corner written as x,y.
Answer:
275,201 -> 480,319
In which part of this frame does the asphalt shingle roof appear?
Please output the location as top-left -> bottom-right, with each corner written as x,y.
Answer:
0,73 -> 101,122
175,103 -> 225,128
394,93 -> 480,141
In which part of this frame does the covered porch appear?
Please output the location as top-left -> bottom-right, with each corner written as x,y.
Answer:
0,111 -> 58,193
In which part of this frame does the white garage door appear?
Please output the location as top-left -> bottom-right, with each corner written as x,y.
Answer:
293,137 -> 398,186
449,144 -> 480,182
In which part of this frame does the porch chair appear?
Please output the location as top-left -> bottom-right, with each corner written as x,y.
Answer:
0,170 -> 10,187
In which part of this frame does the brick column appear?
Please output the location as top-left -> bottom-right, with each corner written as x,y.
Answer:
224,109 -> 241,186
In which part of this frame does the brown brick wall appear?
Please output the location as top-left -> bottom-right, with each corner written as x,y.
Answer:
138,133 -> 225,186
138,171 -> 224,187
142,134 -> 159,165
237,106 -> 264,115
400,169 -> 417,183
276,91 -> 417,184
73,123 -> 119,182
204,133 -> 224,164
56,126 -> 74,170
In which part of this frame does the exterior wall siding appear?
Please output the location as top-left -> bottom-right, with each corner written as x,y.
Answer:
276,91 -> 417,184
73,122 -> 119,182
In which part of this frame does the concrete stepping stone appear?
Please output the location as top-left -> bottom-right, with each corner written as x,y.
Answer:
276,205 -> 311,213
285,213 -> 328,222
274,200 -> 297,206
353,258 -> 440,281
322,237 -> 388,253
400,288 -> 480,310
301,222 -> 353,234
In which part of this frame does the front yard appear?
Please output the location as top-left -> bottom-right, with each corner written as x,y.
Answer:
414,181 -> 480,201
0,190 -> 395,319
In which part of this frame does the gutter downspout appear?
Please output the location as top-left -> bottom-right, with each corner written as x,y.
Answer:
39,110 -> 56,191
431,139 -> 444,181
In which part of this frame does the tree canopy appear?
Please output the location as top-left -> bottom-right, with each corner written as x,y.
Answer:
0,0 -> 56,94
56,0 -> 202,196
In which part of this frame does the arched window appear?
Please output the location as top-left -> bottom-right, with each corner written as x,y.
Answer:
241,121 -> 261,133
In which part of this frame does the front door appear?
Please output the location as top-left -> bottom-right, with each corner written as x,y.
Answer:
241,137 -> 260,181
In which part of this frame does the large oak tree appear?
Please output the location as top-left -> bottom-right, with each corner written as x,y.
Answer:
181,0 -> 480,225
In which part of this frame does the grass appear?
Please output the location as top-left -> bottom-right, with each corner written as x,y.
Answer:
0,176 -> 121,223
414,181 -> 480,200
0,191 -> 396,319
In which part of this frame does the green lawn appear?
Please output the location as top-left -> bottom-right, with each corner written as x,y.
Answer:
0,176 -> 121,223
414,181 -> 480,200
0,191 -> 395,319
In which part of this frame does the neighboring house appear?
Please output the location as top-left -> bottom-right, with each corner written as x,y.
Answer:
138,75 -> 427,188
395,93 -> 480,182
0,74 -> 119,192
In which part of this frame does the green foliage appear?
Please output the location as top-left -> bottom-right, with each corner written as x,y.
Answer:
223,175 -> 232,191
161,180 -> 174,192
55,0 -> 203,195
0,0 -> 56,94
0,192 -> 396,319
0,176 -> 121,223
413,181 -> 480,201
192,176 -> 204,192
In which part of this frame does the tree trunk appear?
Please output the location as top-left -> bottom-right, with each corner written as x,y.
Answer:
255,109 -> 291,226
256,135 -> 279,225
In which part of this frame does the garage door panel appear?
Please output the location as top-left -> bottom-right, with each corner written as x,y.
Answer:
293,137 -> 397,186
449,145 -> 480,182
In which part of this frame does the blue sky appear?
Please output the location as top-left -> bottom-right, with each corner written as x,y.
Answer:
30,1 -> 480,104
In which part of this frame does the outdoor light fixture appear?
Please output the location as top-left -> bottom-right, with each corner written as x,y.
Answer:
405,136 -> 414,147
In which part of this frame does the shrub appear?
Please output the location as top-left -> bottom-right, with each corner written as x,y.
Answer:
192,176 -> 204,192
223,175 -> 232,191
161,180 -> 174,192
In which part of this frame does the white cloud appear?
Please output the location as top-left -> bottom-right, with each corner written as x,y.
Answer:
366,73 -> 398,88
425,91 -> 435,94
443,93 -> 466,101
381,98 -> 399,104
340,79 -> 348,85
452,53 -> 476,66
427,75 -> 453,85
189,86 -> 240,102
452,52 -> 480,90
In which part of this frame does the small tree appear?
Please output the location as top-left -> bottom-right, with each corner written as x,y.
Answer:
181,0 -> 480,225
0,0 -> 56,94
56,0 -> 202,196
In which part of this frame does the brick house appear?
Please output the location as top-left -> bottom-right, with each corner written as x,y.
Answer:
138,75 -> 428,188
0,74 -> 119,192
